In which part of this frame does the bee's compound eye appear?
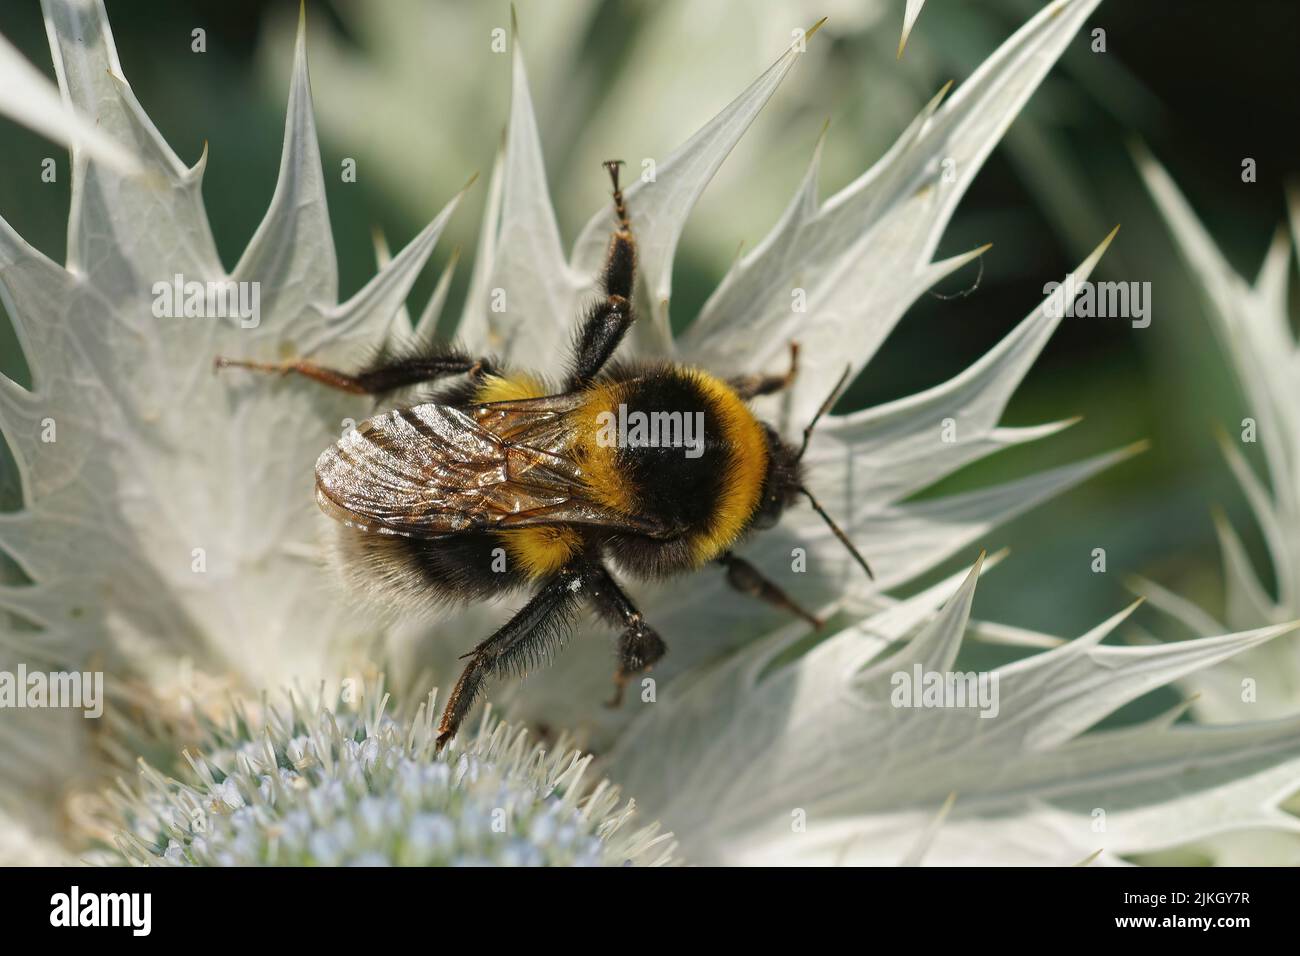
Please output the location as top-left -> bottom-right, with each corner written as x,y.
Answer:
752,493 -> 783,529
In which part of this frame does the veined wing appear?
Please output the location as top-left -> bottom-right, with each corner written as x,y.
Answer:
314,399 -> 668,538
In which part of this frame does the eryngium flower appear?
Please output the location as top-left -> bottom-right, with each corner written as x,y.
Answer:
106,682 -> 676,867
0,0 -> 1125,861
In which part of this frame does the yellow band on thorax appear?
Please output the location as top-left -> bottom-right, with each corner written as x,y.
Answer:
683,368 -> 767,564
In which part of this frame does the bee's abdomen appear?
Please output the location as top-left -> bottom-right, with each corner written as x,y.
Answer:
329,526 -> 530,609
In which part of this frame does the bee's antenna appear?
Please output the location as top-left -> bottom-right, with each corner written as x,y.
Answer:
798,364 -> 853,460
603,159 -> 629,231
799,486 -> 874,580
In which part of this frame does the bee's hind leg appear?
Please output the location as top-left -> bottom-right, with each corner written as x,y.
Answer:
436,563 -> 590,751
586,564 -> 666,709
214,344 -> 495,396
719,551 -> 822,630
728,342 -> 800,401
566,161 -> 639,389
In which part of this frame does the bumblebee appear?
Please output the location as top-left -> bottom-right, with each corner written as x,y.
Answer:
217,162 -> 871,748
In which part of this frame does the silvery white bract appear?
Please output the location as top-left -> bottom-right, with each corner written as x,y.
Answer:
1136,153 -> 1300,723
900,0 -> 928,56
266,0 -> 1126,281
0,25 -> 140,175
609,555 -> 1300,865
4,0 -> 1289,867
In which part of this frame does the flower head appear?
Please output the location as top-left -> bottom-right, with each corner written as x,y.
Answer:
107,680 -> 675,867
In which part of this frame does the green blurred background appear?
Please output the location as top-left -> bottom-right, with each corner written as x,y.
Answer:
1,0 -> 1297,646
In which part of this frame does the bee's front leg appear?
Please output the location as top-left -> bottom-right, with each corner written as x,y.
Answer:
728,342 -> 800,401
719,551 -> 823,629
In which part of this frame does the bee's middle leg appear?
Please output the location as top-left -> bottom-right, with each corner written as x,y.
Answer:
586,563 -> 666,708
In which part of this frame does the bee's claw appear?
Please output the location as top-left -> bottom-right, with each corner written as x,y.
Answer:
785,341 -> 801,384
605,672 -> 629,709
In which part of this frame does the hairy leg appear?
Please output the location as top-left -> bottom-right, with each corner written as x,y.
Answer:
729,342 -> 800,401
719,551 -> 822,629
215,345 -> 493,396
585,562 -> 667,708
436,563 -> 588,750
566,161 -> 639,389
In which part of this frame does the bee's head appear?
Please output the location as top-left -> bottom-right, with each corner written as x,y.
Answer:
751,369 -> 875,580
